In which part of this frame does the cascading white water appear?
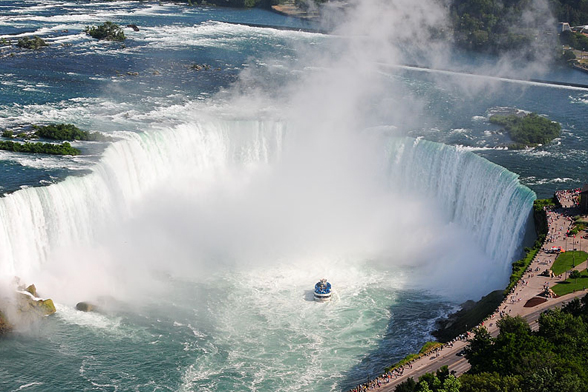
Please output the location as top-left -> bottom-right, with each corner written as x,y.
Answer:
0,120 -> 286,279
0,120 -> 534,294
386,137 -> 536,273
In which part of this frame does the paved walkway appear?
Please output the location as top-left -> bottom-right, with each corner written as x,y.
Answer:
349,190 -> 588,392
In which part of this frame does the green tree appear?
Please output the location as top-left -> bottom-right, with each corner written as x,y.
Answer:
489,113 -> 561,147
32,123 -> 112,142
441,375 -> 460,392
465,327 -> 493,372
570,269 -> 582,284
563,49 -> 577,61
460,372 -> 523,392
521,368 -> 585,392
396,377 -> 418,392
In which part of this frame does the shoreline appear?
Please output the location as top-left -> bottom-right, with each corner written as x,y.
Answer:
347,187 -> 588,392
270,1 -> 320,20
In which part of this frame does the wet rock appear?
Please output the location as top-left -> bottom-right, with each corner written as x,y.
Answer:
0,310 -> 13,334
76,302 -> 98,312
16,291 -> 56,316
25,284 -> 37,297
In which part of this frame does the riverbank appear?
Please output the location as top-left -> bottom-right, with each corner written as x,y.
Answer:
271,0 -> 319,20
347,186 -> 588,392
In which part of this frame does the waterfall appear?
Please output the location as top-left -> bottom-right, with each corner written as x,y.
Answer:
0,121 -> 534,283
0,120 -> 285,277
386,137 -> 536,272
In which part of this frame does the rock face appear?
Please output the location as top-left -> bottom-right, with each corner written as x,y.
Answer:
0,281 -> 56,336
0,310 -> 13,334
16,292 -> 56,316
24,284 -> 37,296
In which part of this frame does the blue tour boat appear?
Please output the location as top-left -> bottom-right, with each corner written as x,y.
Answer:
314,278 -> 332,302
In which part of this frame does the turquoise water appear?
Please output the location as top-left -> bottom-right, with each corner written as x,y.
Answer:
0,2 -> 585,391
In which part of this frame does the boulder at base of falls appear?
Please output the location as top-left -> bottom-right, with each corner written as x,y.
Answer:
0,310 -> 13,334
16,290 -> 56,316
75,302 -> 98,312
0,281 -> 56,336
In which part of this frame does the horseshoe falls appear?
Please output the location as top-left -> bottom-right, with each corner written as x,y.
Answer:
387,138 -> 536,273
3,1 -> 588,391
1,120 -> 534,282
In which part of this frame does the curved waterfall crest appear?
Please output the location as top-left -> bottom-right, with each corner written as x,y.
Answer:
0,121 -> 534,279
386,137 -> 536,270
0,120 -> 286,277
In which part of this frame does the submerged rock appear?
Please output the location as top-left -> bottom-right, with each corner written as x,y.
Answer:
76,302 -> 98,312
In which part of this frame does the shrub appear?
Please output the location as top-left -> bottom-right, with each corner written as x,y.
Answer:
0,140 -> 80,155
17,36 -> 48,49
32,123 -> 112,142
85,22 -> 126,41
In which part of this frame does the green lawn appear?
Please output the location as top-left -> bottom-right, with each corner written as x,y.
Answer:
551,251 -> 588,275
552,269 -> 588,296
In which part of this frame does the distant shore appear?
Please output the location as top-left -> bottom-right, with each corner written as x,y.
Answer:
270,1 -> 319,20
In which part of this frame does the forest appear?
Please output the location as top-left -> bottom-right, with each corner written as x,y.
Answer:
450,0 -> 588,54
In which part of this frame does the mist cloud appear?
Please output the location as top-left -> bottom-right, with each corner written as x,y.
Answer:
20,0 -> 543,304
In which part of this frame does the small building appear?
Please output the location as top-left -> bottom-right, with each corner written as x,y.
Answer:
580,184 -> 588,213
558,22 -> 572,33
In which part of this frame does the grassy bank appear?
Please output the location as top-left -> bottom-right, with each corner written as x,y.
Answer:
505,246 -> 540,294
384,341 -> 444,372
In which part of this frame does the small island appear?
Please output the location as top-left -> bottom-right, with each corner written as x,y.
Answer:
0,140 -> 79,155
0,123 -> 112,156
489,112 -> 561,149
31,123 -> 113,142
16,36 -> 47,50
85,22 -> 126,41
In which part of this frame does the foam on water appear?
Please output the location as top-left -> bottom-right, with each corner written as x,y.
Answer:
54,303 -> 122,332
175,262 -> 403,392
141,21 -> 321,51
